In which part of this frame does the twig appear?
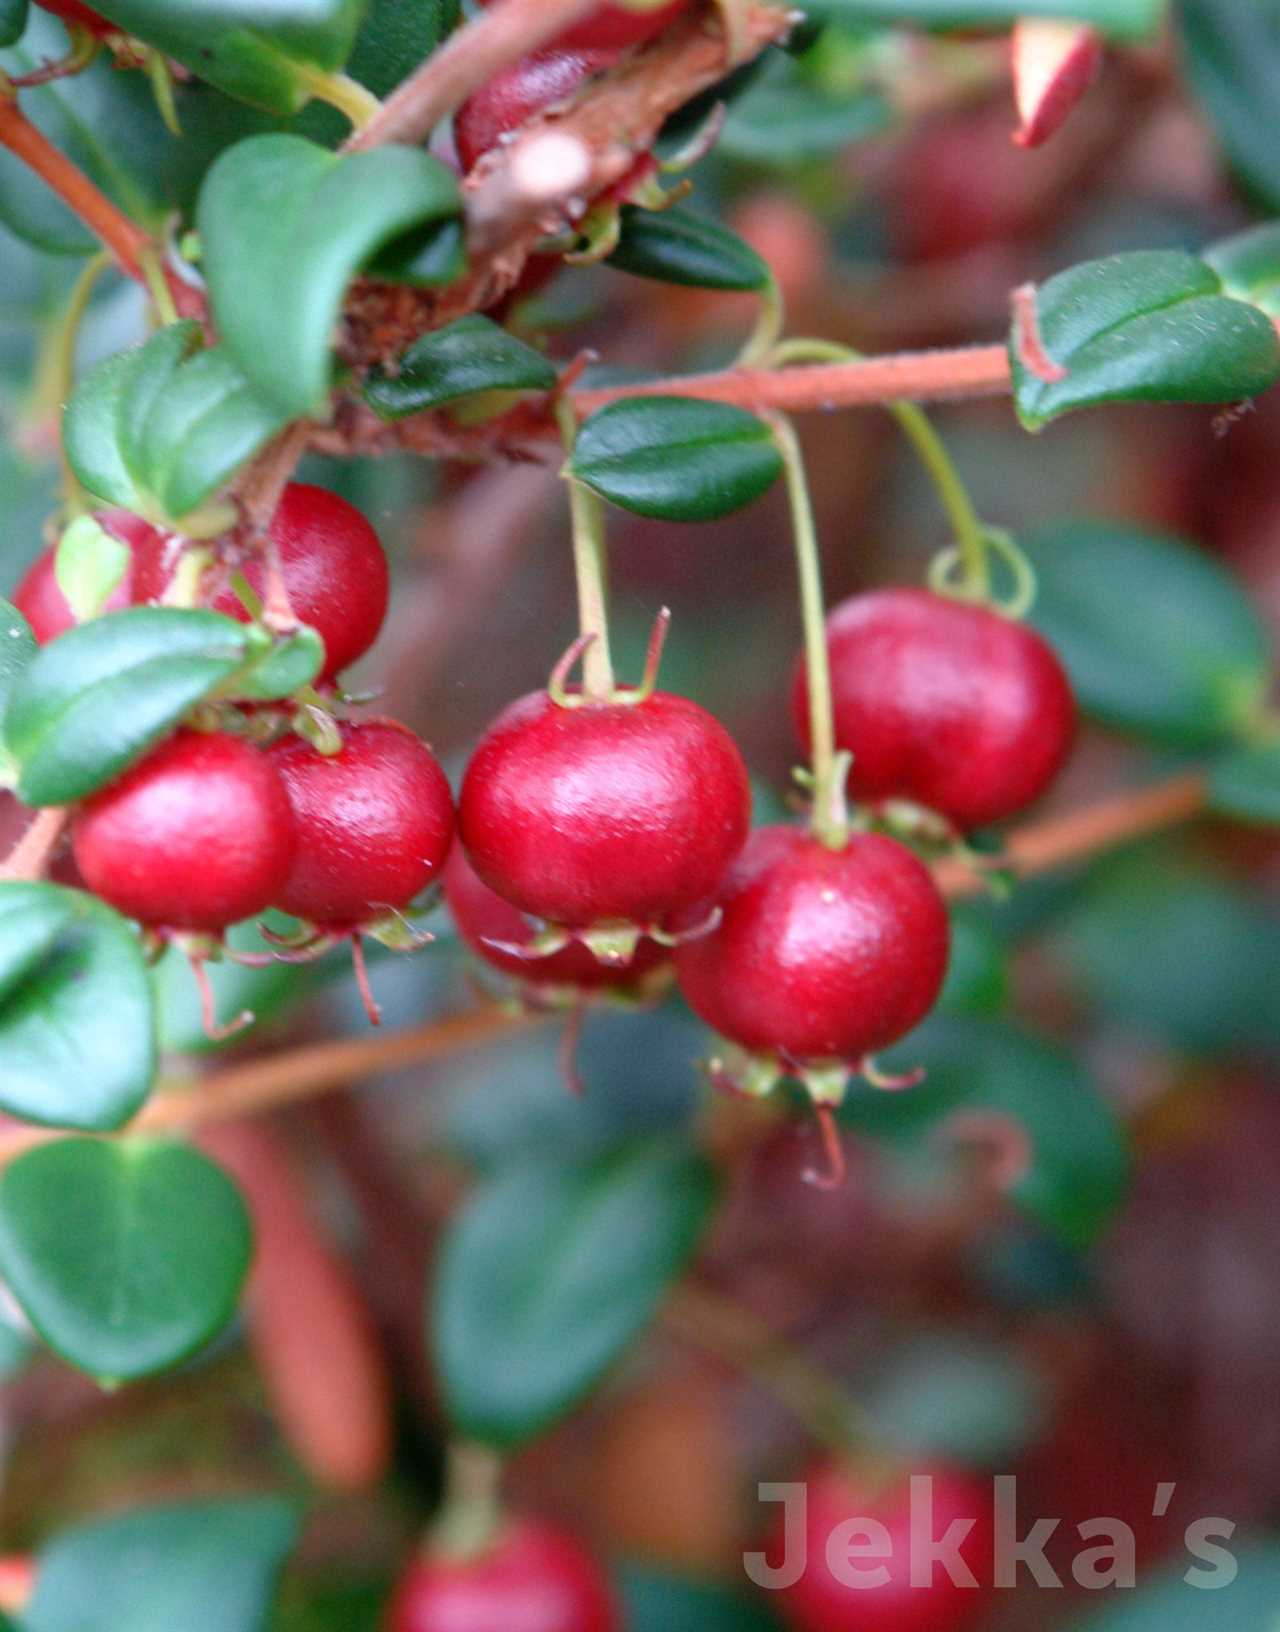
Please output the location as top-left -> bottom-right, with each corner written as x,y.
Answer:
0,807 -> 68,883
344,0 -> 609,153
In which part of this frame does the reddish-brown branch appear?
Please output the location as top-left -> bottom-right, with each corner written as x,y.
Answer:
0,807 -> 68,883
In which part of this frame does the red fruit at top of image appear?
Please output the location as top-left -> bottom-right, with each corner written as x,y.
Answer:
386,1517 -> 619,1632
791,588 -> 1076,832
11,511 -> 171,644
35,0 -> 116,37
454,47 -> 616,172
478,0 -> 687,54
771,1462 -> 996,1632
444,846 -> 669,992
72,731 -> 297,934
211,483 -> 390,685
458,689 -> 751,932
267,721 -> 454,929
675,826 -> 950,1065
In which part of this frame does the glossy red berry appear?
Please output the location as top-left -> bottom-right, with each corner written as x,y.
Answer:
268,721 -> 454,930
458,690 -> 751,932
387,1518 -> 619,1632
791,588 -> 1076,831
211,483 -> 390,685
35,0 -> 116,37
454,47 -> 616,173
11,512 -> 171,644
772,1462 -> 996,1632
478,0 -> 687,54
444,846 -> 669,992
72,731 -> 296,934
675,826 -> 950,1065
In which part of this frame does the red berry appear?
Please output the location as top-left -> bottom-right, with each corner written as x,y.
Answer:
772,1462 -> 995,1632
791,589 -> 1076,831
387,1518 -> 619,1632
454,47 -> 616,173
11,512 -> 171,644
211,483 -> 390,685
478,0 -> 688,53
268,721 -> 454,929
458,690 -> 751,932
72,731 -> 296,934
444,846 -> 669,991
35,0 -> 116,37
675,826 -> 949,1065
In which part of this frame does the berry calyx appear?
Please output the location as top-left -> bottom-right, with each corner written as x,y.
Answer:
387,1515 -> 620,1632
477,0 -> 688,55
35,0 -> 116,37
791,588 -> 1076,833
72,730 -> 296,934
458,688 -> 751,958
268,720 -> 454,932
211,483 -> 390,685
11,511 -> 171,643
674,825 -> 950,1167
454,47 -> 617,173
771,1461 -> 996,1632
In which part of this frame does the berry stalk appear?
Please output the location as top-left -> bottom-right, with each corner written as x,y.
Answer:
557,399 -> 615,701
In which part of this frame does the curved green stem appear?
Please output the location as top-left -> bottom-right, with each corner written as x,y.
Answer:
34,250 -> 112,518
735,272 -> 786,369
556,400 -> 615,702
291,64 -> 382,130
138,244 -> 179,327
769,338 -> 990,599
767,411 -> 845,849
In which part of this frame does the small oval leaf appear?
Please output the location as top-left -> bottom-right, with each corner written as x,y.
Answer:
570,397 -> 783,521
0,1137 -> 253,1381
607,204 -> 770,291
0,0 -> 28,49
432,1141 -> 717,1449
364,315 -> 558,420
0,597 -> 35,759
1210,740 -> 1280,826
4,607 -> 250,806
54,515 -> 130,624
0,882 -> 156,1130
804,0 -> 1163,37
199,134 -> 463,418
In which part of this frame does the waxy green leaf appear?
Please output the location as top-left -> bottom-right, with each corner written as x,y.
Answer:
805,0 -> 1163,37
1010,251 -> 1280,429
1179,0 -> 1280,214
0,0 -> 27,47
433,1142 -> 716,1448
1204,222 -> 1280,318
0,882 -> 155,1130
199,135 -> 463,418
364,315 -> 558,420
1210,741 -> 1280,827
607,205 -> 771,291
570,397 -> 783,521
0,1138 -> 252,1380
54,515 -> 130,624
0,597 -> 35,782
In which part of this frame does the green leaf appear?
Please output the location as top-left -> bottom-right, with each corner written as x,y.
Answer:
1179,0 -> 1280,214
1010,251 -> 1280,429
1210,739 -> 1280,825
1021,520 -> 1270,746
84,0 -> 364,114
1075,1540 -> 1280,1628
570,397 -> 783,521
26,1497 -> 299,1632
4,607 -> 251,806
64,323 -> 291,527
363,315 -> 558,420
1204,222 -> 1280,318
621,1567 -> 785,1632
938,908 -> 1008,1018
0,1138 -> 253,1381
718,46 -> 892,167
346,0 -> 461,100
806,0 -> 1163,35
849,1017 -> 1130,1248
0,882 -> 155,1130
0,0 -> 27,48
54,515 -> 130,624
199,135 -> 463,418
433,1142 -> 717,1449
0,596 -> 35,780
607,205 -> 770,292
234,625 -> 326,701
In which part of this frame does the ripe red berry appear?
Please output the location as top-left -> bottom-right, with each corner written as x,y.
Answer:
72,730 -> 296,933
454,47 -> 616,173
387,1517 -> 619,1632
11,512 -> 171,644
211,483 -> 390,685
267,721 -> 454,930
444,846 -> 669,992
458,690 -> 751,935
675,826 -> 950,1067
791,588 -> 1076,831
477,0 -> 688,54
771,1462 -> 996,1632
35,0 -> 116,37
